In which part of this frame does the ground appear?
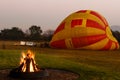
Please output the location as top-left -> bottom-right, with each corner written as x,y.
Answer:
0,69 -> 79,80
0,41 -> 120,80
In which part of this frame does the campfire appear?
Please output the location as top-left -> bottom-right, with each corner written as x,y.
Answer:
19,50 -> 39,72
9,50 -> 48,79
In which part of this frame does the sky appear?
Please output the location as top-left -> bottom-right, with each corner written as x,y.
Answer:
0,0 -> 120,31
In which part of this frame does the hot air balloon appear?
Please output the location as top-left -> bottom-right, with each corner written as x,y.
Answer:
50,10 -> 119,50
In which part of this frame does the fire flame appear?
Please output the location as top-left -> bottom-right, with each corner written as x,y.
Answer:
20,50 -> 39,72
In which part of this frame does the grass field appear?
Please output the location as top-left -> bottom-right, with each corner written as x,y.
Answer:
0,41 -> 120,80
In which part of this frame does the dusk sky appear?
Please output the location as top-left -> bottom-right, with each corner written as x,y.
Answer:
0,0 -> 120,31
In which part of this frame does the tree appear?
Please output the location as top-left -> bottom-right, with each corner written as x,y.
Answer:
42,30 -> 54,41
112,30 -> 120,43
0,27 -> 24,40
28,25 -> 42,40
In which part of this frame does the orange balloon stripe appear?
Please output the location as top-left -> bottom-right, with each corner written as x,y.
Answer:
50,39 -> 67,48
80,38 -> 109,50
76,10 -> 87,13
71,19 -> 82,28
75,10 -> 108,27
54,22 -> 65,34
51,27 -> 105,42
90,11 -> 108,26
86,19 -> 106,30
72,34 -> 107,48
101,39 -> 112,50
115,42 -> 119,50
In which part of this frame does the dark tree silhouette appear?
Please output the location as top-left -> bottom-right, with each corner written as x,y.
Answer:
112,30 -> 120,43
28,25 -> 42,40
0,27 -> 24,40
42,30 -> 54,41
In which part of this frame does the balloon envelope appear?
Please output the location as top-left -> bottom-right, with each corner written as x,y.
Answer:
50,10 -> 119,50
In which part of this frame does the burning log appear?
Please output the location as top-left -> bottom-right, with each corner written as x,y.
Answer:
9,50 -> 48,79
18,50 -> 39,72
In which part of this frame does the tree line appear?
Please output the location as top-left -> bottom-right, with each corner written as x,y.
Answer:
112,30 -> 120,43
0,25 -> 54,41
0,25 -> 120,44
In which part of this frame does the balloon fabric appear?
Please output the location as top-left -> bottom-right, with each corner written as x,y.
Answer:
50,10 -> 119,50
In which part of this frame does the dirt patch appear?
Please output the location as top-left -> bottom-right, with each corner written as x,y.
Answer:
0,69 -> 79,80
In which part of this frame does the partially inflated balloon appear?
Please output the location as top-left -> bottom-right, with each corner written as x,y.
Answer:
50,10 -> 119,50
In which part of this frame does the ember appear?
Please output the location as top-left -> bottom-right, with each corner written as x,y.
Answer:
9,50 -> 48,79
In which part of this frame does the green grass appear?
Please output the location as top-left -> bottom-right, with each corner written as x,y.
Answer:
0,48 -> 120,80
